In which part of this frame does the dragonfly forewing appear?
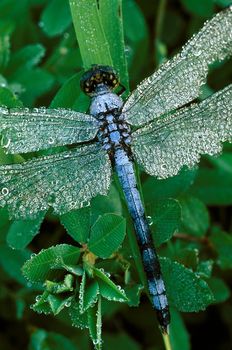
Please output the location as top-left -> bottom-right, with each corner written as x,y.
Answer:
0,143 -> 111,219
123,6 -> 232,126
131,84 -> 232,179
0,107 -> 98,153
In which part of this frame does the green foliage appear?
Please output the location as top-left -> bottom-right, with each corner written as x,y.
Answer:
0,1 -> 231,350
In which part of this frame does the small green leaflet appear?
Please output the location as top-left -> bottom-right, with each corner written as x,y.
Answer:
22,244 -> 80,283
88,213 -> 126,258
161,257 -> 214,312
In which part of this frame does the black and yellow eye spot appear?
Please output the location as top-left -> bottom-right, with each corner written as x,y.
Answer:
113,79 -> 117,85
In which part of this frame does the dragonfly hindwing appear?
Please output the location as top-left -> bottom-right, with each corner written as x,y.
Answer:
0,107 -> 98,153
123,6 -> 232,126
131,84 -> 232,179
0,143 -> 111,219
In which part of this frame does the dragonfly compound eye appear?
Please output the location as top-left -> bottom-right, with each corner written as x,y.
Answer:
80,65 -> 119,95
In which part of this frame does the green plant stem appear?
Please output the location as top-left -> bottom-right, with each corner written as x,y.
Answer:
162,332 -> 173,350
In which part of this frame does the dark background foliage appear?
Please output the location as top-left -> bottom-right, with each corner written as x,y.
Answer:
0,0 -> 232,349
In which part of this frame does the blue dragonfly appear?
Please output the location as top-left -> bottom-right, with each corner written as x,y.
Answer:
0,7 -> 232,333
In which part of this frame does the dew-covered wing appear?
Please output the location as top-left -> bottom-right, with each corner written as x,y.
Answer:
0,143 -> 111,219
131,84 -> 232,179
123,7 -> 232,126
0,107 -> 98,153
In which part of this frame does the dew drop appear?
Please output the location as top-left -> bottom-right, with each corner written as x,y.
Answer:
1,187 -> 9,196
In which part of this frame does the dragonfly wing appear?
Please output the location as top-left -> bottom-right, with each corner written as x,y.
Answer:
131,84 -> 232,179
123,7 -> 232,126
0,107 -> 99,153
0,143 -> 111,219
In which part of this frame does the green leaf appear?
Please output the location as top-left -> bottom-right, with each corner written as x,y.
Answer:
15,67 -> 54,105
69,298 -> 89,329
69,0 -> 113,68
40,0 -> 72,37
123,0 -> 149,77
93,267 -> 127,302
60,207 -> 91,244
88,214 -> 126,258
97,0 -> 129,89
190,168 -> 232,205
214,0 -> 232,6
7,211 -> 46,250
143,168 -> 197,203
8,44 -> 45,73
208,277 -> 230,303
0,244 -> 30,285
50,71 -> 89,111
125,284 -> 143,307
174,248 -> 199,270
181,0 -> 214,17
161,257 -> 214,312
149,199 -> 181,246
91,183 -> 122,223
103,333 -> 140,350
0,21 -> 14,70
83,280 -> 99,313
169,308 -> 190,350
197,260 -> 214,278
179,196 -> 209,237
29,329 -> 77,350
47,294 -> 73,315
88,298 -> 102,350
0,86 -> 23,107
32,290 -> 52,315
22,244 -> 80,283
209,229 -> 232,269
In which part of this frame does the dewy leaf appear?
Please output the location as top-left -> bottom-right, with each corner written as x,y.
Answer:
83,281 -> 99,312
40,0 -> 72,37
47,294 -> 73,315
7,211 -> 46,250
32,290 -> 52,315
93,267 -> 127,302
69,298 -> 89,329
209,229 -> 232,269
88,214 -> 126,258
22,244 -> 80,283
149,199 -> 181,246
97,0 -> 129,90
161,257 -> 214,312
69,0 -> 113,68
179,196 -> 209,237
88,298 -> 102,350
60,207 -> 91,244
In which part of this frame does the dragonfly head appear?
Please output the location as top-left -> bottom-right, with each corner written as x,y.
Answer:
80,65 -> 119,96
